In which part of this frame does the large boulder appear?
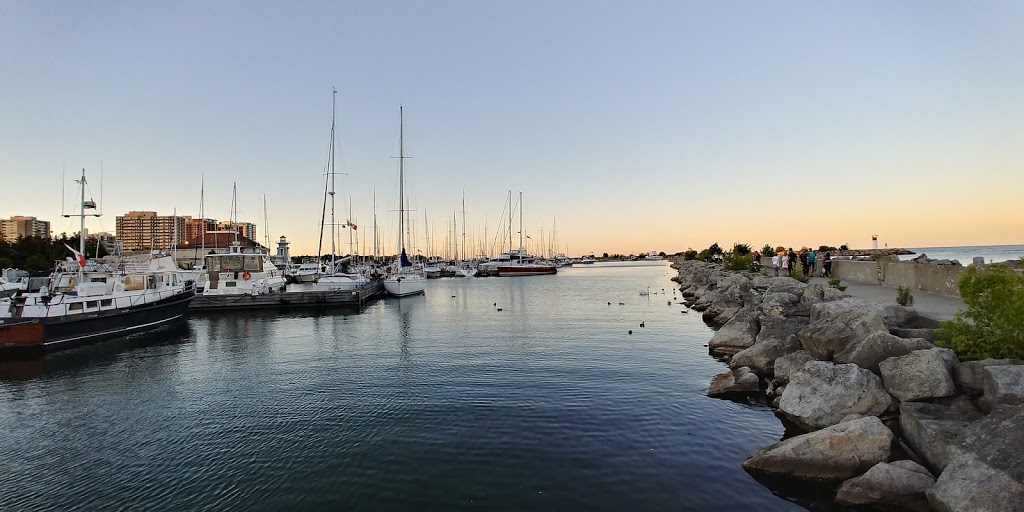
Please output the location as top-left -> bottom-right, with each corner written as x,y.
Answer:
729,317 -> 808,375
773,350 -> 816,385
927,406 -> 1024,512
822,286 -> 847,301
954,359 -> 1022,395
742,416 -> 893,481
779,361 -> 895,431
801,284 -> 825,304
980,365 -> 1024,413
760,292 -> 800,317
900,401 -> 982,473
835,331 -> 935,374
880,304 -> 919,328
879,348 -> 958,402
708,366 -> 761,399
707,308 -> 759,356
798,299 -> 889,360
835,460 -> 935,511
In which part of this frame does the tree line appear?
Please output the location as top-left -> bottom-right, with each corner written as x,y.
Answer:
0,235 -> 108,272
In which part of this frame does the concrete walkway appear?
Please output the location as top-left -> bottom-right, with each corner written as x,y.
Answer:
808,276 -> 966,325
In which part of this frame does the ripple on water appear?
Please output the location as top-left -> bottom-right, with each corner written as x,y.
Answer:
1,265 -> 816,511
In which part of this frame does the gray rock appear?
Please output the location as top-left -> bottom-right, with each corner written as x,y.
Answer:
835,331 -> 935,374
712,306 -> 741,324
972,256 -> 986,267
822,287 -> 847,301
730,317 -> 808,375
764,279 -> 807,296
927,406 -> 1024,512
779,361 -> 895,431
708,308 -> 759,356
900,401 -> 982,473
760,292 -> 799,317
879,348 -> 958,402
801,284 -> 825,304
799,299 -> 889,360
954,359 -> 1022,395
881,304 -> 919,328
742,416 -> 893,481
835,460 -> 935,511
890,327 -> 936,341
980,365 -> 1024,413
774,350 -> 816,384
708,366 -> 761,399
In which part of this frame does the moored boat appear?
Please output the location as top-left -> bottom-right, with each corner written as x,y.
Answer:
383,106 -> 425,297
0,169 -> 196,356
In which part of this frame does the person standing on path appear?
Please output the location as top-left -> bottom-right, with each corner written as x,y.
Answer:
823,252 -> 833,278
799,250 -> 809,276
781,252 -> 790,277
772,253 -> 780,277
808,251 -> 816,276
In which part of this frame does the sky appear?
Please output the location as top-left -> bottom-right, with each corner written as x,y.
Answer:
1,1 -> 1022,257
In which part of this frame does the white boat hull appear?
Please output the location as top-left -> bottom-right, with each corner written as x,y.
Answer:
384,275 -> 425,297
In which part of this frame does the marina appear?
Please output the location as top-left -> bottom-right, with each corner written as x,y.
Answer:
0,262 -> 815,511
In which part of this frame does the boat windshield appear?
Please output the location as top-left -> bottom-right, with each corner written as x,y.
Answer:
206,254 -> 263,272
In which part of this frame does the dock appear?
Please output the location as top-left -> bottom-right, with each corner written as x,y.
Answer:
188,281 -> 385,312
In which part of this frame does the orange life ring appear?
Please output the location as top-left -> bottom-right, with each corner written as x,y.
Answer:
242,271 -> 252,281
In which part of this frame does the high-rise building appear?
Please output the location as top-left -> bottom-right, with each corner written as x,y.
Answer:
185,218 -> 218,243
115,211 -> 188,252
0,216 -> 51,241
217,221 -> 257,240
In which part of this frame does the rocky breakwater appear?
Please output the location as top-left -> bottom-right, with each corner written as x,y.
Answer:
671,258 -> 1024,511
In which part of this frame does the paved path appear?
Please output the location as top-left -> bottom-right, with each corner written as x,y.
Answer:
808,276 -> 966,325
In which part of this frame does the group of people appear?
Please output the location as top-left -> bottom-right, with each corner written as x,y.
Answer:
759,248 -> 832,278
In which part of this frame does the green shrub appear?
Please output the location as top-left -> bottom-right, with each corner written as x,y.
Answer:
896,285 -> 914,306
761,244 -> 773,257
724,253 -> 753,271
733,243 -> 752,256
935,266 -> 1024,360
790,259 -> 809,283
683,249 -> 698,261
839,244 -> 850,251
828,278 -> 847,292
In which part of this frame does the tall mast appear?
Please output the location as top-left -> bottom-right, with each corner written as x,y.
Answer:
231,182 -> 238,243
519,191 -> 524,261
507,190 -> 512,257
263,195 -> 270,252
199,175 -> 205,264
329,88 -> 337,270
80,169 -> 86,257
373,188 -> 378,259
461,190 -> 466,262
398,106 -> 405,257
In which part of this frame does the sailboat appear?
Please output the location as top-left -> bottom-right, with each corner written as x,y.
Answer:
384,106 -> 426,297
495,191 -> 557,277
456,191 -> 477,277
0,169 -> 196,355
317,88 -> 372,292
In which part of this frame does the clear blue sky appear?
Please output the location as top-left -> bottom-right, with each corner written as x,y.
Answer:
2,1 -> 1022,256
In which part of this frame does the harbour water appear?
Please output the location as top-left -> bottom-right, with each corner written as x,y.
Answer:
899,244 -> 1024,264
2,263 -> 827,511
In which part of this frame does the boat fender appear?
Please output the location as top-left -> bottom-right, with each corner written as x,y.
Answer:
242,271 -> 252,281
69,277 -> 76,287
114,282 -> 124,293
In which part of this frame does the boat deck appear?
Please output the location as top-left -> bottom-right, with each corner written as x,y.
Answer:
188,281 -> 385,312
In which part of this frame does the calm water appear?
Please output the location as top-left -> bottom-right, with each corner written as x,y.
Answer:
900,244 -> 1024,264
1,263 -> 822,511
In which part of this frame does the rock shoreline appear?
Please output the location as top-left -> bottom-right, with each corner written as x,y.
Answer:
671,258 -> 1024,512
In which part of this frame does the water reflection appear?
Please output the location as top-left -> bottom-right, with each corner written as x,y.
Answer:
0,322 -> 194,382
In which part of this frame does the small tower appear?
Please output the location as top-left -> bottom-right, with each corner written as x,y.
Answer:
872,235 -> 879,250
276,235 -> 290,261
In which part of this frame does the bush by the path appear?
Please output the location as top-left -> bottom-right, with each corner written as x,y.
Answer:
936,265 -> 1024,360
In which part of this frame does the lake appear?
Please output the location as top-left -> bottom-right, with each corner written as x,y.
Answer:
1,262 -> 832,511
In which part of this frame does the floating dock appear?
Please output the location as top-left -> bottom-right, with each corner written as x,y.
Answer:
188,281 -> 384,312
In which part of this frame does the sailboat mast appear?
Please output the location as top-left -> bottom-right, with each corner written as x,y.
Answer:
373,188 -> 378,260
507,190 -> 512,258
461,190 -> 466,263
263,195 -> 270,253
330,88 -> 337,269
398,106 -> 405,257
199,175 -> 205,264
519,191 -> 524,261
79,168 -> 86,257
231,182 -> 238,243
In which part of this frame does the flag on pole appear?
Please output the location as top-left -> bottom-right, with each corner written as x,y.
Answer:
64,243 -> 86,267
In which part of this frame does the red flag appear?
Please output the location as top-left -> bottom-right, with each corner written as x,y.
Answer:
64,243 -> 86,267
